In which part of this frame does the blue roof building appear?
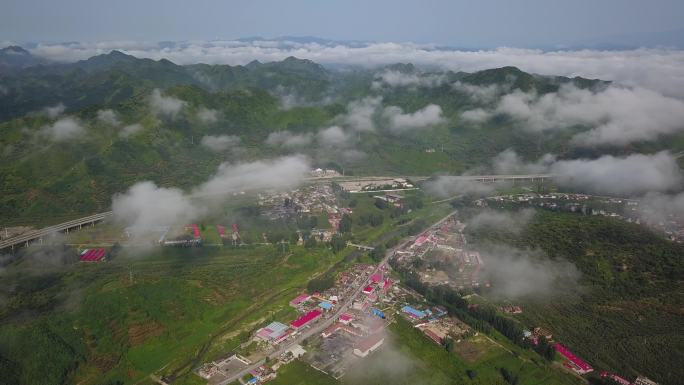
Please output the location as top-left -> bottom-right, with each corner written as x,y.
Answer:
401,305 -> 426,319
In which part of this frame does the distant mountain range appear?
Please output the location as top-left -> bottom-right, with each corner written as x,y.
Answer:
1,46 -> 678,227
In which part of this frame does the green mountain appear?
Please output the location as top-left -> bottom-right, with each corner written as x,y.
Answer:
0,47 -> 677,226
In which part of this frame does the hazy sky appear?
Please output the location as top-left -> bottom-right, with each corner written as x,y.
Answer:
2,0 -> 684,47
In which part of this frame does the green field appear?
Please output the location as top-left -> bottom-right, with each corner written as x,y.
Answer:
269,360 -> 338,385
345,317 -> 580,385
0,244 -> 344,385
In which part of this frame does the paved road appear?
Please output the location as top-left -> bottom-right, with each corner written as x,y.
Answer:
306,174 -> 554,182
215,209 -> 458,385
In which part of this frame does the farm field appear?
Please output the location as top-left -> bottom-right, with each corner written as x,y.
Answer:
345,317 -> 579,385
0,244 -> 344,385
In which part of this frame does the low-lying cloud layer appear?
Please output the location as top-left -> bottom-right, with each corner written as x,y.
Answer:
424,177 -> 511,198
638,191 -> 684,226
41,117 -> 85,141
265,131 -> 313,148
463,85 -> 684,145
196,107 -> 219,123
383,104 -> 445,132
478,244 -> 580,298
550,151 -> 683,195
149,89 -> 186,117
468,208 -> 536,235
96,109 -> 120,126
338,97 -> 382,132
428,149 -> 683,198
372,70 -> 445,89
26,41 -> 684,98
200,134 -> 241,152
112,155 -> 311,233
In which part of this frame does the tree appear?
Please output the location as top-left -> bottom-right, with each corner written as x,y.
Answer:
466,370 -> 477,380
443,336 -> 454,352
330,235 -> 346,253
374,198 -> 388,210
339,214 -> 352,233
307,275 -> 335,292
304,236 -> 318,249
370,244 -> 386,262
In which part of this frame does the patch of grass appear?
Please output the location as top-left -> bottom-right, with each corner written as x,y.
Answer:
269,360 -> 338,385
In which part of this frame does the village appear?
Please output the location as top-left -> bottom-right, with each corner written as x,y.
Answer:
479,192 -> 684,243
1,180 -> 663,385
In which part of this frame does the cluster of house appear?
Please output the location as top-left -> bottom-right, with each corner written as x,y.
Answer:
499,305 -> 523,314
599,371 -> 660,385
145,224 -> 202,247
373,192 -> 405,208
258,184 -> 339,220
481,192 -> 684,243
310,168 -> 341,178
522,326 -> 655,383
523,327 -> 595,375
393,215 -> 485,290
217,223 -> 241,245
399,303 -> 473,346
337,178 -> 415,193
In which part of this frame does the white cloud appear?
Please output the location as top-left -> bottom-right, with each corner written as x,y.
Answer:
486,85 -> 684,145
200,134 -> 241,152
492,149 -> 556,174
265,131 -> 313,148
479,244 -> 579,298
383,104 -> 445,132
339,97 -> 382,132
460,108 -> 490,123
452,82 -> 505,103
372,70 -> 445,89
112,181 -> 203,230
468,208 -> 536,235
424,177 -> 508,197
28,41 -> 684,98
197,107 -> 219,123
638,191 -> 684,226
493,149 -> 683,196
149,89 -> 186,117
550,151 -> 683,196
120,123 -> 143,138
113,155 -> 311,232
44,103 -> 66,118
193,155 -> 310,199
41,117 -> 85,141
316,125 -> 350,146
96,109 -> 120,126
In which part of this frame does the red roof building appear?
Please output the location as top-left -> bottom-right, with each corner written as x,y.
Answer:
600,371 -> 632,385
289,293 -> 311,307
370,273 -> 383,283
339,313 -> 353,324
290,309 -> 322,329
187,224 -> 201,238
80,248 -> 106,262
216,225 -> 226,238
553,343 -> 593,374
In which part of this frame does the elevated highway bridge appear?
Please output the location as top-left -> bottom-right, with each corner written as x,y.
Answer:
0,211 -> 112,253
